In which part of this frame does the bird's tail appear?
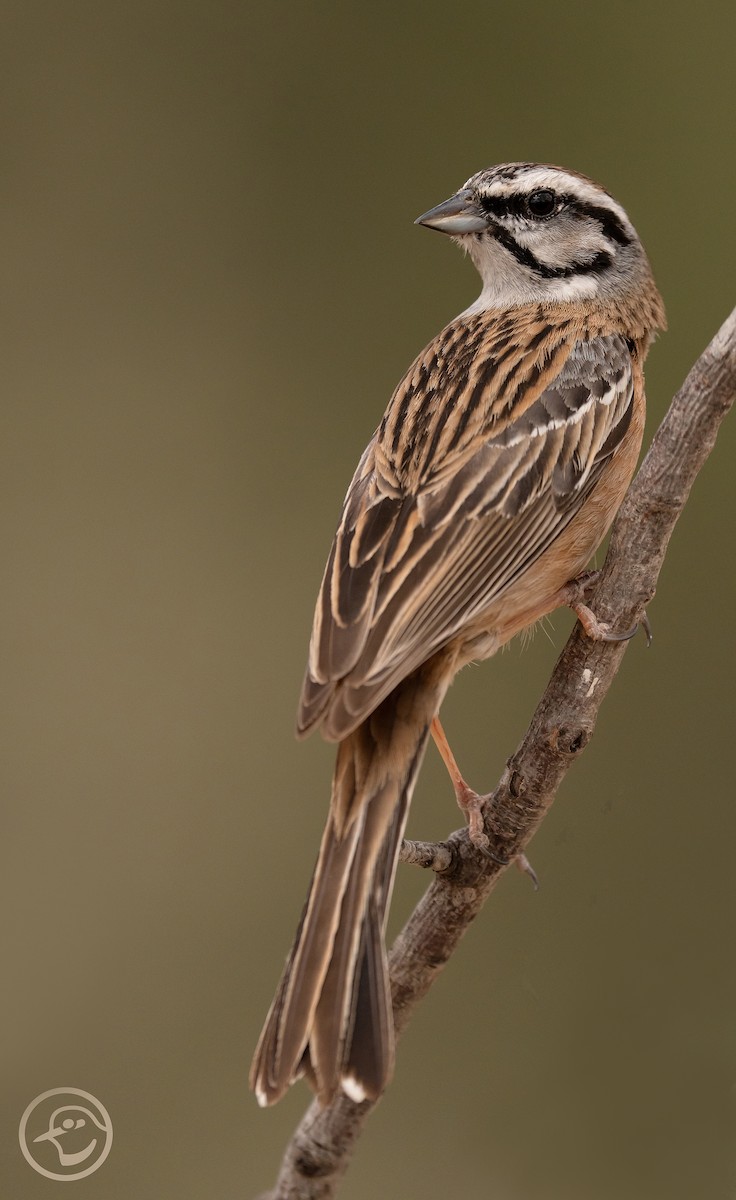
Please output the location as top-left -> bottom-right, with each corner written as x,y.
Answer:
250,671 -> 439,1107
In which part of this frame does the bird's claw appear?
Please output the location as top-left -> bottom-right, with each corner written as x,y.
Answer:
558,576 -> 652,646
516,853 -> 540,890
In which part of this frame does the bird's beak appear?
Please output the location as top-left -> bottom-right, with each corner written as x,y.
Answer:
415,188 -> 487,234
33,1128 -> 60,1143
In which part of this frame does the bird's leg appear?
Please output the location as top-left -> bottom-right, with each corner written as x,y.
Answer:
430,717 -> 489,850
557,572 -> 651,645
430,718 -> 538,886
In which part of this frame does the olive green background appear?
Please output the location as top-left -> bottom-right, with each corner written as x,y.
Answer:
1,4 -> 735,1198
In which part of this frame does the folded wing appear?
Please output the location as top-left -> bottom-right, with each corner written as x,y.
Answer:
298,327 -> 634,741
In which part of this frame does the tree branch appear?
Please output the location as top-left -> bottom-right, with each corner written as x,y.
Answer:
398,836 -> 453,871
257,308 -> 736,1200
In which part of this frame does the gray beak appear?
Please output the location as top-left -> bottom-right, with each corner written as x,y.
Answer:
415,187 -> 487,234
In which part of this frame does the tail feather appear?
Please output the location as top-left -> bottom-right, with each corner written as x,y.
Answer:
341,894 -> 394,1103
340,730 -> 427,1100
309,781 -> 397,1101
250,816 -> 362,1105
250,674 -> 439,1107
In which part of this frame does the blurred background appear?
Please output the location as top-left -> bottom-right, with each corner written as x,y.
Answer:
1,3 -> 734,1198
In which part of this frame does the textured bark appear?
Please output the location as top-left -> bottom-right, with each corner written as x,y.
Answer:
256,308 -> 736,1200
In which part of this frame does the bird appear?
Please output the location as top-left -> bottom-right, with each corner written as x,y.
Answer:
250,162 -> 666,1109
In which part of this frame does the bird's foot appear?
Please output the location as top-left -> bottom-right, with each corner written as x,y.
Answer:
430,717 -> 537,883
454,780 -> 491,852
558,576 -> 651,646
456,783 -> 538,885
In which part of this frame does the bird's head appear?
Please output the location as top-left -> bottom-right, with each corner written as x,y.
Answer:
416,162 -> 653,309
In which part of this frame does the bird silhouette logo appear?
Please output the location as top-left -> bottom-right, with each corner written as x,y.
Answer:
19,1088 -> 113,1180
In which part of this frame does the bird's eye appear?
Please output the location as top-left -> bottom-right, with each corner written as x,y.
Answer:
525,189 -> 557,218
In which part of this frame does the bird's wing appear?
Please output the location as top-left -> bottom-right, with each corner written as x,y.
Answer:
298,312 -> 635,741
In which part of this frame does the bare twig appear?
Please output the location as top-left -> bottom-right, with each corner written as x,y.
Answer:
258,308 -> 736,1200
398,837 -> 453,871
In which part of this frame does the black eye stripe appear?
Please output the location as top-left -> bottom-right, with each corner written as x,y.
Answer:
574,201 -> 631,246
478,194 -> 522,218
478,191 -> 631,246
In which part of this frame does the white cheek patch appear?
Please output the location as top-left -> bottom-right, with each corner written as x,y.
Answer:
516,218 -> 604,271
